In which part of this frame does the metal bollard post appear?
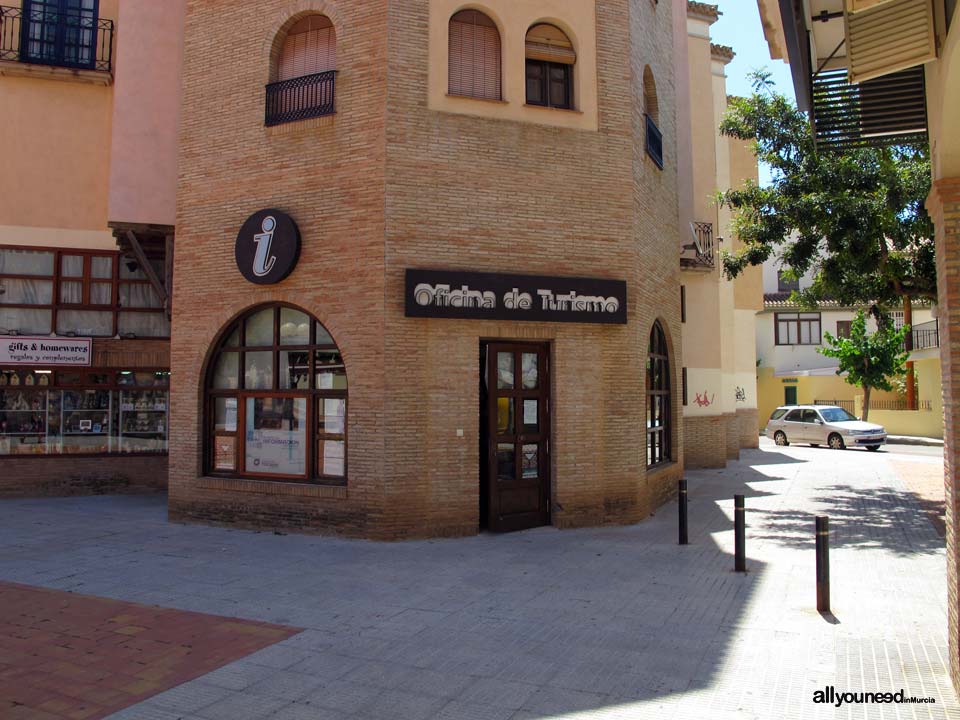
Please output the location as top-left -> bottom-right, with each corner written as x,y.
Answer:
816,516 -> 830,613
679,479 -> 688,545
734,494 -> 746,572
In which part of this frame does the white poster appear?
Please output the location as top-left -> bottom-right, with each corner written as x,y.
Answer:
245,397 -> 307,475
0,336 -> 91,366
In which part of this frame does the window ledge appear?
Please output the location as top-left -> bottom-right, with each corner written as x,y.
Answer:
198,475 -> 347,499
265,113 -> 335,137
646,460 -> 679,478
523,104 -> 583,115
445,93 -> 508,105
0,59 -> 112,86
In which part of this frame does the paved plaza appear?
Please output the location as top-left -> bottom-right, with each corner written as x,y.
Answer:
0,440 -> 957,719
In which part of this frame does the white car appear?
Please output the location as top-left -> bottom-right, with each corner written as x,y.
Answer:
764,405 -> 886,451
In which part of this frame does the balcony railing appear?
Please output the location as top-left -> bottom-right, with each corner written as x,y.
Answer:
681,222 -> 715,269
265,70 -> 337,127
0,5 -> 114,74
911,319 -> 939,350
645,113 -> 663,169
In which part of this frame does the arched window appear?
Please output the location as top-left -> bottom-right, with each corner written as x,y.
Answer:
448,10 -> 501,100
525,23 -> 575,110
266,15 -> 337,126
642,67 -> 663,168
206,305 -> 347,484
647,321 -> 671,467
278,15 -> 336,81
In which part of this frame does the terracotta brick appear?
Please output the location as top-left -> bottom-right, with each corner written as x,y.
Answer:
170,0 -> 686,539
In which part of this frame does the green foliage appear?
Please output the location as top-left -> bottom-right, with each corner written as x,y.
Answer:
819,310 -> 909,419
718,72 -> 936,309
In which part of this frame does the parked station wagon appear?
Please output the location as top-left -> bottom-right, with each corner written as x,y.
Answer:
764,405 -> 886,451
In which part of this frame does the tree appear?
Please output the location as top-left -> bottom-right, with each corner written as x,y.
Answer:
818,310 -> 909,422
717,72 -> 936,312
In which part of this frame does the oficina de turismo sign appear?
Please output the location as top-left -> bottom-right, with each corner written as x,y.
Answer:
405,269 -> 627,324
0,336 -> 92,366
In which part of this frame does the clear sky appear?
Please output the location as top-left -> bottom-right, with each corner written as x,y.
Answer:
710,1 -> 796,103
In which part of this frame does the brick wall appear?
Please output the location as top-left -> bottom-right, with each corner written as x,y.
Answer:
683,414 -> 728,469
931,177 -> 960,691
170,0 -> 684,539
736,408 -> 759,449
724,411 -> 739,460
0,456 -> 167,498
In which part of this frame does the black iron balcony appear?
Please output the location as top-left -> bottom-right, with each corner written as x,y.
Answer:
265,70 -> 337,127
645,113 -> 663,169
911,319 -> 939,350
681,222 -> 715,270
0,5 -> 114,74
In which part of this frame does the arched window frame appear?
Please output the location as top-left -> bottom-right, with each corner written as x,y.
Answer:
643,66 -> 663,168
448,9 -> 502,101
205,304 -> 347,485
265,14 -> 338,127
647,320 -> 671,468
524,23 -> 576,110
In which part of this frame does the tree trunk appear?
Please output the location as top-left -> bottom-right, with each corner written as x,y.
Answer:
862,385 -> 872,422
904,296 -> 916,410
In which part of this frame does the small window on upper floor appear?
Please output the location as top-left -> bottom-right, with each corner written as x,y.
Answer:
525,24 -> 575,110
266,15 -> 337,127
777,270 -> 800,293
448,10 -> 501,101
643,66 -> 663,169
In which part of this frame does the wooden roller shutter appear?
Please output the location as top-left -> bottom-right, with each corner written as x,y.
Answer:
448,11 -> 501,100
525,23 -> 576,65
279,15 -> 336,82
846,0 -> 936,84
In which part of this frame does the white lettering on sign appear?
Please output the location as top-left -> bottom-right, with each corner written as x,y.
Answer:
0,336 -> 92,366
413,284 -> 619,315
252,216 -> 278,278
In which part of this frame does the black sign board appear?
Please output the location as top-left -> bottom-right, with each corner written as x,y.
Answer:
405,269 -> 627,324
235,209 -> 301,285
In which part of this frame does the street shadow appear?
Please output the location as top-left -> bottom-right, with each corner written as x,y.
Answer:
746,483 -> 944,557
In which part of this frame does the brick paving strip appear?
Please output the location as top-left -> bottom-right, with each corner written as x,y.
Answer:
0,582 -> 299,720
890,459 -> 946,537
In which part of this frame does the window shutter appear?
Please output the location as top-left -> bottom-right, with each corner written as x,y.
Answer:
846,0 -> 936,84
279,18 -> 336,82
449,16 -> 501,100
525,24 -> 576,65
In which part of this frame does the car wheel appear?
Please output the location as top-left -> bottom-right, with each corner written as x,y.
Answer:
774,431 -> 788,446
828,433 -> 845,450
866,445 -> 881,452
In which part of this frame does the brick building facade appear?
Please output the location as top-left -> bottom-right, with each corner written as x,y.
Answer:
168,0 -> 686,539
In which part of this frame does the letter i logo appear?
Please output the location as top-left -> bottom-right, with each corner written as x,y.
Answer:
253,216 -> 278,278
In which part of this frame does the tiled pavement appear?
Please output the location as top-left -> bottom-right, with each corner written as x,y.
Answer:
0,440 -> 956,719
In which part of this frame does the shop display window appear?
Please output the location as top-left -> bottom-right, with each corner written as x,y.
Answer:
207,304 -> 347,484
0,369 -> 169,457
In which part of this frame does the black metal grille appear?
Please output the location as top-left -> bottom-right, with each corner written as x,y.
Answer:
265,71 -> 337,127
645,113 -> 663,169
0,4 -> 113,73
811,66 -> 928,150
682,222 -> 715,269
911,319 -> 939,350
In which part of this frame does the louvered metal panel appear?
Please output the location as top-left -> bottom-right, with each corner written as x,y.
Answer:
811,65 -> 928,149
846,0 -> 936,83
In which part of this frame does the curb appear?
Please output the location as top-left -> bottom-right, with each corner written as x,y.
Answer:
886,436 -> 944,447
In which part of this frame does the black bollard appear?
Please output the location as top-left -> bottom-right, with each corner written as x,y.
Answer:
679,479 -> 689,545
816,516 -> 830,613
734,494 -> 746,572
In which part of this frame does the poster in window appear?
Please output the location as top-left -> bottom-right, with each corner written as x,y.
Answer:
215,436 -> 236,471
245,397 -> 307,476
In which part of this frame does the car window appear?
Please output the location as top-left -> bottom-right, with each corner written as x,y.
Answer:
770,409 -> 787,420
819,407 -> 857,422
784,409 -> 803,421
801,409 -> 819,423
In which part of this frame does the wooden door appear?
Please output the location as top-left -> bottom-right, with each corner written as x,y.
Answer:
484,343 -> 550,532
